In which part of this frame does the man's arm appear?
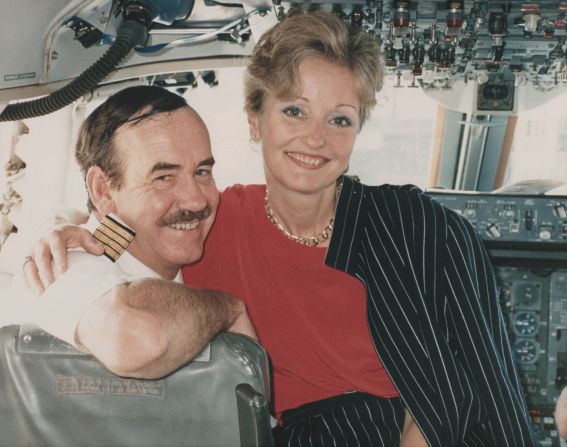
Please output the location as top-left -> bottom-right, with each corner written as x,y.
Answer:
76,278 -> 256,379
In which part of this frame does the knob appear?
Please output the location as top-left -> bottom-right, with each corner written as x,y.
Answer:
539,229 -> 552,240
464,208 -> 477,219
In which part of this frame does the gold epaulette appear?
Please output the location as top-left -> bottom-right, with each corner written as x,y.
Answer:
92,214 -> 136,262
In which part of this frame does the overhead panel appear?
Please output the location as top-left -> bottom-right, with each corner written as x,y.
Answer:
1,1 -> 567,110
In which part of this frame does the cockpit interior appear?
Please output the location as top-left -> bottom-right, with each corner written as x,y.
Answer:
1,1 -> 567,445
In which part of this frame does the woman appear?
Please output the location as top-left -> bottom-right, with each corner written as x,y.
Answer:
23,8 -> 535,446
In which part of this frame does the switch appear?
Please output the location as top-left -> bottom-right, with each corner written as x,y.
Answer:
554,204 -> 567,218
486,223 -> 501,238
525,209 -> 534,231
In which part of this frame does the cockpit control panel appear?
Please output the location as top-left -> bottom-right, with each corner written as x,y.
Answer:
2,0 -> 567,112
429,190 -> 567,445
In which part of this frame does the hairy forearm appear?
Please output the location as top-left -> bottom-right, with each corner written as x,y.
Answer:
76,278 -> 247,379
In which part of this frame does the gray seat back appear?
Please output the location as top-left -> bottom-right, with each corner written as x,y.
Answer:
0,324 -> 273,447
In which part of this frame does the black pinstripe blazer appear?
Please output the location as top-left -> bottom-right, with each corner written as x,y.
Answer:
326,176 -> 536,446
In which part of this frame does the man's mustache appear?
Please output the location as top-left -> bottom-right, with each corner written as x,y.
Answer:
158,207 -> 211,226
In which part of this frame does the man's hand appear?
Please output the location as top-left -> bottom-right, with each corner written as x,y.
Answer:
24,223 -> 103,293
228,311 -> 258,340
556,387 -> 567,438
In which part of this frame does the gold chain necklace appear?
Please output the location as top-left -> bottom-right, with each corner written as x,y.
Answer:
264,179 -> 343,247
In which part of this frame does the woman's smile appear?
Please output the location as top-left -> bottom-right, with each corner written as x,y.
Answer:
286,151 -> 329,169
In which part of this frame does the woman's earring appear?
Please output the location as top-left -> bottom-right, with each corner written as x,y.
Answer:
249,134 -> 261,152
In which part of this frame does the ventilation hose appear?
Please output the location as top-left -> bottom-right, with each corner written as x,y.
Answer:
0,19 -> 149,122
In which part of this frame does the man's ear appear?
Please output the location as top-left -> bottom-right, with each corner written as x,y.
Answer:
86,166 -> 116,217
247,112 -> 261,142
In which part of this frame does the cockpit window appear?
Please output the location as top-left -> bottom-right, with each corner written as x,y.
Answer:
349,85 -> 438,188
503,92 -> 567,188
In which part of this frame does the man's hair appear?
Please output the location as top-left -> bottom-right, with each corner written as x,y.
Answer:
75,85 -> 188,211
244,7 -> 384,130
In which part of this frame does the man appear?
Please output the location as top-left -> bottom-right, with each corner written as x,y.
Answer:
1,85 -> 254,378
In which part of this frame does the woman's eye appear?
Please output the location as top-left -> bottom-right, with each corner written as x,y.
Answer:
331,116 -> 353,127
282,106 -> 302,118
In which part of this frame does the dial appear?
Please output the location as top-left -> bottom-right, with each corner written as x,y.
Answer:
514,283 -> 541,307
512,312 -> 538,336
513,339 -> 539,364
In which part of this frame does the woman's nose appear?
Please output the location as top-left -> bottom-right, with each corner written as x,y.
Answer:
302,120 -> 326,149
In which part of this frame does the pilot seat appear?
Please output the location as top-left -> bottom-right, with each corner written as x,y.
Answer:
0,324 -> 274,447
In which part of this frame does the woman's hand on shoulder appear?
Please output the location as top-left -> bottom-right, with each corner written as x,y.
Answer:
24,221 -> 104,293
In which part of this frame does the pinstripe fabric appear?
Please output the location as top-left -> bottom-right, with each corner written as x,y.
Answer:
325,177 -> 536,446
274,393 -> 405,447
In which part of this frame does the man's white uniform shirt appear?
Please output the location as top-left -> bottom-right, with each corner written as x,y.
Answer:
0,215 -> 182,348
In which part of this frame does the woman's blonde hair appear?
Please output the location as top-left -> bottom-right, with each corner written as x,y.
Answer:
244,7 -> 383,129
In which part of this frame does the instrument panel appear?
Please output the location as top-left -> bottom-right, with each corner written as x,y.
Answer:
303,0 -> 567,110
428,190 -> 567,445
3,0 -> 567,108
428,190 -> 567,247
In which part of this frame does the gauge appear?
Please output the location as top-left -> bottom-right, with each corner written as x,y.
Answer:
512,312 -> 538,336
513,339 -> 539,364
514,282 -> 541,307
